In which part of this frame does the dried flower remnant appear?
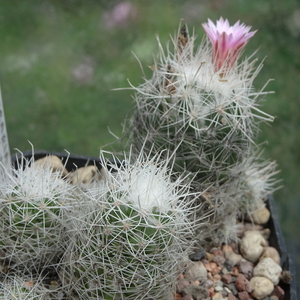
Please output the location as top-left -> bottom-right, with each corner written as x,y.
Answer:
202,17 -> 257,73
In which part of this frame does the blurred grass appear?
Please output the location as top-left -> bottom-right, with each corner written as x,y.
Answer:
0,0 -> 299,292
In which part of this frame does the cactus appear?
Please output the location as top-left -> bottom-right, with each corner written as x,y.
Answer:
0,153 -> 78,271
121,19 -> 280,247
124,21 -> 273,186
60,150 -> 204,300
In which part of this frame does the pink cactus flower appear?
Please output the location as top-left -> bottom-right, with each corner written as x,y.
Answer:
202,17 -> 257,73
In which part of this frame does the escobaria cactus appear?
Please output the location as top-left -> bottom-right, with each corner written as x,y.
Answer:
124,19 -> 273,187
121,18 -> 279,246
0,153 -> 78,272
60,150 -> 206,300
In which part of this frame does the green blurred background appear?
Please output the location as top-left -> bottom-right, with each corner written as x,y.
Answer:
0,0 -> 299,293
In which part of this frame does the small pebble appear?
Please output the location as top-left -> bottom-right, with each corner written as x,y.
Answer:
250,276 -> 274,299
260,247 -> 280,265
189,247 -> 206,261
235,273 -> 253,293
206,252 -> 215,261
204,262 -> 221,276
228,293 -> 237,300
211,249 -> 224,257
185,261 -> 208,282
176,279 -> 190,293
270,285 -> 285,300
71,165 -> 101,184
238,291 -> 251,300
213,273 -> 221,283
212,292 -> 223,299
213,255 -> 226,267
221,267 -> 229,275
240,230 -> 267,263
253,257 -> 282,285
182,285 -> 209,300
221,273 -> 232,284
224,251 -> 242,266
222,245 -> 233,252
238,260 -> 254,280
248,206 -> 270,225
214,285 -> 223,292
202,279 -> 214,289
227,283 -> 238,296
191,280 -> 200,286
34,155 -> 68,176
223,260 -> 234,272
260,228 -> 271,240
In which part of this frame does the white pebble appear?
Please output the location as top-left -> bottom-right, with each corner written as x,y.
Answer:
253,257 -> 282,285
240,230 -> 267,263
248,206 -> 271,225
250,276 -> 274,299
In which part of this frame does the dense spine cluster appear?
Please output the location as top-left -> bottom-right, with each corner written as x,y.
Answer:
124,21 -> 278,245
60,151 -> 201,300
0,155 -> 78,272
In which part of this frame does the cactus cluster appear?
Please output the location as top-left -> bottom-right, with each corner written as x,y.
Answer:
0,18 -> 280,300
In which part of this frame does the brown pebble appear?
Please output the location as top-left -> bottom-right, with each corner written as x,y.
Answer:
221,273 -> 232,284
182,295 -> 194,300
238,260 -> 254,280
191,280 -> 200,286
270,285 -> 285,300
222,245 -> 233,252
238,291 -> 251,300
211,249 -> 224,257
213,255 -> 226,267
228,293 -> 237,300
176,279 -> 190,293
204,262 -> 218,274
235,273 -> 253,293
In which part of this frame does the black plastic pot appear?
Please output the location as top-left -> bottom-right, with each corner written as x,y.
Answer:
10,150 -> 297,299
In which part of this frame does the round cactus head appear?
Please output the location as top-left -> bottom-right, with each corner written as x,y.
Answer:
60,149 -> 202,299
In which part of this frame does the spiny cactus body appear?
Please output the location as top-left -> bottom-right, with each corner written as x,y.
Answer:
0,155 -> 78,271
60,151 -> 202,300
122,20 -> 280,247
125,23 -> 273,187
